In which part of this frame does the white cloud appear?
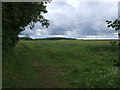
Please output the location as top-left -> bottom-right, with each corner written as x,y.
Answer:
20,28 -> 48,35
21,29 -> 33,35
20,0 -> 118,39
66,0 -> 81,8
53,0 -> 119,2
33,29 -> 48,35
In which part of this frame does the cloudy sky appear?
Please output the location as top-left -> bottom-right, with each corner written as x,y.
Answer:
20,0 -> 119,39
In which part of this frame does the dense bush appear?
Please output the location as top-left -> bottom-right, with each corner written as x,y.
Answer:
2,2 -> 50,55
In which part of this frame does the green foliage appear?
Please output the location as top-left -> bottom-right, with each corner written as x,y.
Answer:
110,41 -> 117,46
106,19 -> 120,31
3,40 -> 119,88
106,19 -> 120,68
2,2 -> 50,54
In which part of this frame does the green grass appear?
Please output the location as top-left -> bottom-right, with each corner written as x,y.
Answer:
3,40 -> 120,88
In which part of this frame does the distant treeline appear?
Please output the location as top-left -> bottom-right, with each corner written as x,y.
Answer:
19,37 -> 119,41
19,37 -> 77,40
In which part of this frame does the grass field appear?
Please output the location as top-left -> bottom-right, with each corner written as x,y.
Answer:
3,40 -> 120,88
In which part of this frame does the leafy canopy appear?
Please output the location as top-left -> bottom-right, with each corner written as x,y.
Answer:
2,2 -> 50,54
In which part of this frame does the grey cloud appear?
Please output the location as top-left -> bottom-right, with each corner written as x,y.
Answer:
20,1 -> 118,38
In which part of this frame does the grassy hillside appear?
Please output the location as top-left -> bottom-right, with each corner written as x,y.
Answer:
3,40 -> 119,88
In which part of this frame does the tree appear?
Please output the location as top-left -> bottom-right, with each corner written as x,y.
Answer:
2,2 -> 50,54
106,19 -> 120,68
106,1 -> 120,68
106,19 -> 120,32
106,1 -> 120,39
